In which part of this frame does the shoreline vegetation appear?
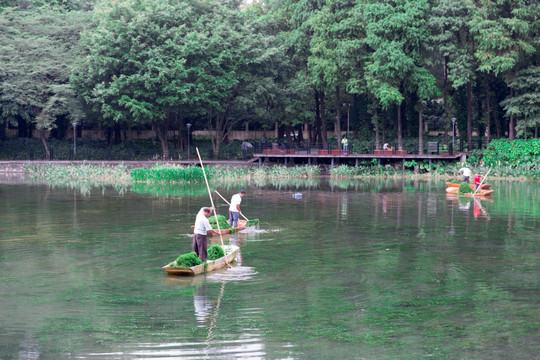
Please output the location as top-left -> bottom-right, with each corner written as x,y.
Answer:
22,160 -> 538,188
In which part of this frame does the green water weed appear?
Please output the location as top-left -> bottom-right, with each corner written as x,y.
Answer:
207,244 -> 225,260
174,252 -> 203,267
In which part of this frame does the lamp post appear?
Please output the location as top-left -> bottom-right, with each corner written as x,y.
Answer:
72,122 -> 77,156
343,103 -> 351,138
451,117 -> 456,152
186,123 -> 191,160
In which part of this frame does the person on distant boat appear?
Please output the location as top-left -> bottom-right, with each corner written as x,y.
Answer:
193,207 -> 217,262
229,190 -> 245,228
474,173 -> 483,191
458,165 -> 471,183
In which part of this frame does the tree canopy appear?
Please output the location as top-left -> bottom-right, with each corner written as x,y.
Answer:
1,0 -> 539,156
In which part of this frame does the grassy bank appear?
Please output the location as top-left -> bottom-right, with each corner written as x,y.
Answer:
23,161 -> 539,188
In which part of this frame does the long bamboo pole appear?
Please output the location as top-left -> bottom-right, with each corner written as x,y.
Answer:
214,190 -> 250,222
196,147 -> 229,267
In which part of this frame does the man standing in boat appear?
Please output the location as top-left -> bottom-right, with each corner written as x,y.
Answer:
458,165 -> 471,183
229,190 -> 245,228
193,207 -> 217,262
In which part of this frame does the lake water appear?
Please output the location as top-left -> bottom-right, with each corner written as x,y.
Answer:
0,178 -> 539,359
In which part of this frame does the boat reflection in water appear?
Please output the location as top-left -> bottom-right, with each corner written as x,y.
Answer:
445,193 -> 492,219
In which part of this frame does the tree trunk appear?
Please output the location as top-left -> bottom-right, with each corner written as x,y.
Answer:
152,118 -> 169,160
313,91 -> 321,144
443,56 -> 449,145
39,128 -> 51,160
418,110 -> 423,155
397,103 -> 403,150
467,82 -> 472,151
320,91 -> 328,148
509,87 -> 516,140
374,107 -> 380,150
335,97 -> 341,149
486,81 -> 491,143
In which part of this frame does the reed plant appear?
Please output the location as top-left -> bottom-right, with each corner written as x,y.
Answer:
130,165 -> 211,183
24,163 -> 132,185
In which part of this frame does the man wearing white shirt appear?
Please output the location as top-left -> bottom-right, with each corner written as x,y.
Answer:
229,190 -> 245,228
458,166 -> 471,183
193,207 -> 217,262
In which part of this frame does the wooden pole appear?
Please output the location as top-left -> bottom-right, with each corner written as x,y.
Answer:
214,190 -> 250,222
196,147 -> 229,266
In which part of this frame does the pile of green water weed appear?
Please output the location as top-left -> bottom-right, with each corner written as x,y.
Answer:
209,214 -> 232,230
207,244 -> 225,261
174,252 -> 203,267
458,182 -> 474,194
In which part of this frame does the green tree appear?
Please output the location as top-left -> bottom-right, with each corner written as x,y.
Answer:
0,7 -> 89,159
430,0 -> 477,150
501,65 -> 540,138
469,0 -> 538,141
363,0 -> 437,150
72,0 -> 193,159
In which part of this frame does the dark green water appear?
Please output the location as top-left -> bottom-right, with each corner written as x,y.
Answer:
0,178 -> 539,359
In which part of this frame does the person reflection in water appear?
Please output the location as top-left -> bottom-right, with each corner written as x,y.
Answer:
193,285 -> 212,326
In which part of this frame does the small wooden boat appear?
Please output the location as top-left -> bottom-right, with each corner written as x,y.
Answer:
445,182 -> 491,190
191,220 -> 247,237
446,187 -> 494,196
445,193 -> 494,203
162,245 -> 239,276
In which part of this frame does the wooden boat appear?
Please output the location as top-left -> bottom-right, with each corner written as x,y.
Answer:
445,193 -> 494,203
162,245 -> 239,276
445,186 -> 494,196
191,219 -> 247,237
445,182 -> 491,190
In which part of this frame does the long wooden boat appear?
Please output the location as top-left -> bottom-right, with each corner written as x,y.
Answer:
445,187 -> 494,196
445,182 -> 491,190
191,219 -> 247,237
162,245 -> 239,276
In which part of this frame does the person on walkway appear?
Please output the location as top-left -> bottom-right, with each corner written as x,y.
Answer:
193,207 -> 217,262
458,165 -> 471,183
229,190 -> 245,228
341,136 -> 348,154
383,143 -> 390,151
474,173 -> 483,191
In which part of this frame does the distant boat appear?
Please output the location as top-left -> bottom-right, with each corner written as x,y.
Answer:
446,182 -> 491,190
445,186 -> 494,197
162,245 -> 239,276
191,220 -> 247,237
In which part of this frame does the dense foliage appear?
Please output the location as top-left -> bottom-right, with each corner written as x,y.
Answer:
483,138 -> 540,167
1,0 -> 539,159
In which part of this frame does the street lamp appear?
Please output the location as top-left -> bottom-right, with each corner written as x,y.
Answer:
451,117 -> 456,152
343,103 -> 351,138
186,123 -> 191,160
72,122 -> 78,156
